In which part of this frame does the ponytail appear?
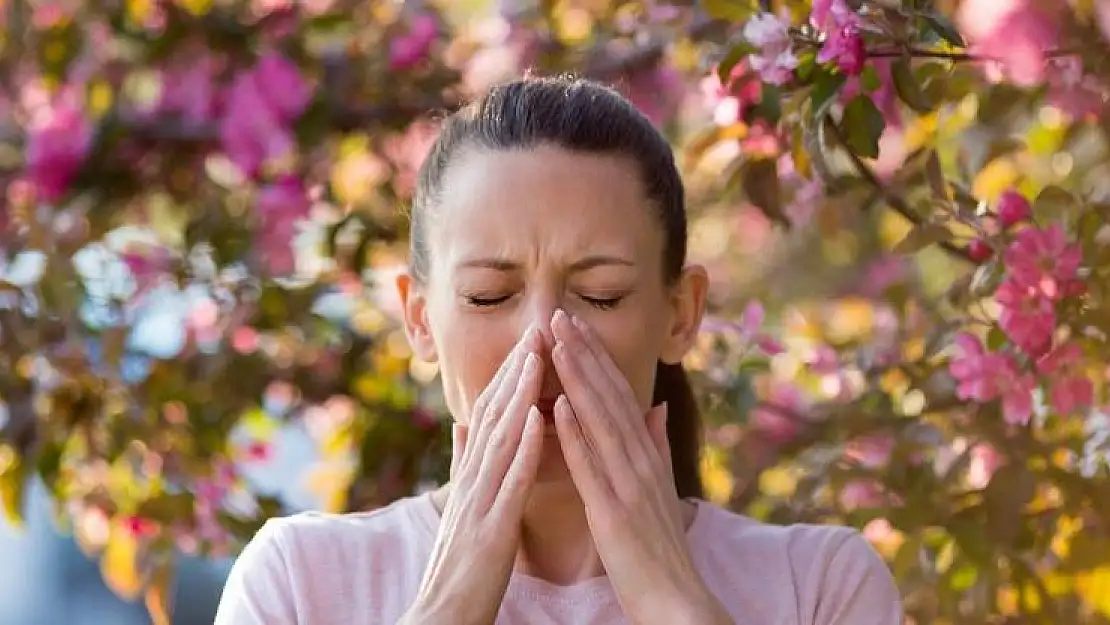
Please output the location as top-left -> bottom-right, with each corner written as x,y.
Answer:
652,361 -> 704,499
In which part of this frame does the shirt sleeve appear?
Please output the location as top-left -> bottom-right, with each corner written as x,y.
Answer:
810,530 -> 904,625
213,518 -> 300,625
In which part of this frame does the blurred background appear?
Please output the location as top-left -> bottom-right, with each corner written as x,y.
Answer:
4,0 -> 1110,623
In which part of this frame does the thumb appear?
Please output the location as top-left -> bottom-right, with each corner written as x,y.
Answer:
647,402 -> 671,466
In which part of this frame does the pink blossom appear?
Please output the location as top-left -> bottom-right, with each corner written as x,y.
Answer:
251,52 -> 312,122
968,443 -> 1001,489
996,190 -> 1031,227
736,300 -> 785,355
999,375 -> 1036,426
957,0 -> 1060,86
25,102 -> 93,203
845,435 -> 894,469
1037,342 -> 1094,415
949,333 -> 1002,401
625,63 -> 685,126
158,55 -> 220,126
389,13 -> 438,71
742,13 -> 799,85
814,1 -> 866,76
219,72 -> 297,178
839,479 -> 886,510
256,176 -> 311,275
701,60 -> 763,126
383,120 -> 440,198
949,332 -> 1037,424
810,0 -> 834,27
750,383 -> 807,446
1003,224 -> 1082,300
995,279 -> 1055,357
1045,56 -> 1109,121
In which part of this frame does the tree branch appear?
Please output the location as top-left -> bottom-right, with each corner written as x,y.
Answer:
825,117 -> 974,262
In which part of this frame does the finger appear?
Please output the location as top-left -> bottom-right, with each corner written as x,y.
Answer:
647,402 -> 671,470
551,339 -> 628,464
553,311 -> 639,413
468,328 -> 541,453
470,327 -> 536,424
491,406 -> 545,516
475,352 -> 543,506
449,422 -> 467,480
551,311 -> 640,440
552,394 -> 614,504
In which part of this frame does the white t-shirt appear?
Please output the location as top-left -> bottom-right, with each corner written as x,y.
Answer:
214,493 -> 902,624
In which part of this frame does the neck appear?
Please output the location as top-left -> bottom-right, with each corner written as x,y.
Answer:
515,482 -> 604,585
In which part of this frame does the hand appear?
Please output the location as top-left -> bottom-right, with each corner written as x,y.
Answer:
403,328 -> 546,625
549,310 -> 731,625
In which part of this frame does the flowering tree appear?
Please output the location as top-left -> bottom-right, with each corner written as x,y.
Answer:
3,0 -> 1110,622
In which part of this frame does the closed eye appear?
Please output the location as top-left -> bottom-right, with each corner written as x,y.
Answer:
464,294 -> 512,307
581,295 -> 623,311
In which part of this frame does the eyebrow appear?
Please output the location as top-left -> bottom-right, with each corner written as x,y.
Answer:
455,255 -> 636,272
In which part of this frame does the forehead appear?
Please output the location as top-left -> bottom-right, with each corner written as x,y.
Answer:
428,144 -> 664,271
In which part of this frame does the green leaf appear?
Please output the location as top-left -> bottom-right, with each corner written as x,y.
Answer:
35,441 -> 65,492
922,12 -> 966,48
136,493 -> 195,525
893,223 -> 952,254
978,85 -> 1026,126
841,95 -> 885,159
1033,185 -> 1081,222
810,67 -> 847,118
860,65 -> 881,92
891,57 -> 933,113
752,83 -> 782,124
703,0 -> 757,21
987,327 -> 1008,350
717,43 -> 753,86
739,158 -> 787,226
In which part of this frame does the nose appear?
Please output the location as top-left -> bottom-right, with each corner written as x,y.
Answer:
523,292 -> 558,352
521,293 -> 561,396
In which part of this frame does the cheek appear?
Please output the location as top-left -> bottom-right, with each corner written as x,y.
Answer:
431,314 -> 516,424
578,309 -> 669,408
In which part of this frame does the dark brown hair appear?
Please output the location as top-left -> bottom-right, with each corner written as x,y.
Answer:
409,75 -> 704,499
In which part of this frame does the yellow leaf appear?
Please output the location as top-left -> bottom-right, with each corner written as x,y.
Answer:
972,158 -> 1018,202
101,524 -> 143,601
1077,566 -> 1110,617
238,408 -> 279,440
698,447 -> 734,505
145,561 -> 175,625
0,448 -> 25,528
758,466 -> 797,498
175,0 -> 212,16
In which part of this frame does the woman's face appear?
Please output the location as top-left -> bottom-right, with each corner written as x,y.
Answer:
398,144 -> 706,482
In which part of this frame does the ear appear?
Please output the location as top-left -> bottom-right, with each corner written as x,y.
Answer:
660,264 -> 708,365
396,271 -> 438,362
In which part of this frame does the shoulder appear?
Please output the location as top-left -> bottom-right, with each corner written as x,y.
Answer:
256,492 -> 439,567
691,502 -> 903,625
216,494 -> 438,624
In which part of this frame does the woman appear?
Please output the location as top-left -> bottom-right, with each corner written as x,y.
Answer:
214,75 -> 903,624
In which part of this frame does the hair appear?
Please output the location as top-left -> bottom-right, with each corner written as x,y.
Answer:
409,75 -> 704,499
